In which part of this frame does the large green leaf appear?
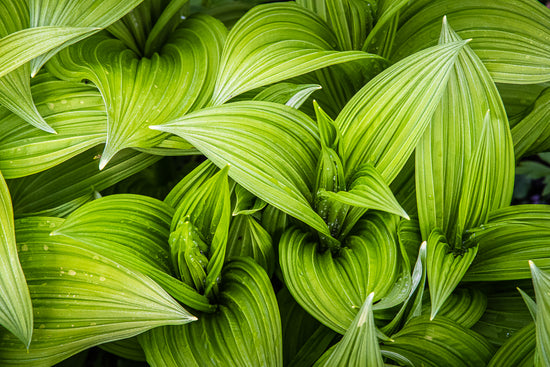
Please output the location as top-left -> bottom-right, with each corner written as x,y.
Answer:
336,39 -> 468,182
0,73 -> 106,179
529,261 -> 550,366
512,88 -> 550,160
381,316 -> 495,367
464,205 -> 550,281
209,2 -> 385,106
51,194 -> 214,312
8,145 -> 160,218
422,288 -> 487,329
416,19 -> 514,246
28,0 -> 146,74
152,101 -> 330,235
392,0 -> 550,83
139,258 -> 282,367
314,293 -> 384,367
48,14 -> 226,169
164,159 -> 219,209
0,171 -> 32,347
487,322 -> 536,367
279,212 -> 400,333
0,216 -> 195,367
0,0 -> 53,133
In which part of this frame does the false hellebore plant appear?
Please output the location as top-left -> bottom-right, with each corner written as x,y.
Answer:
1,0 -> 550,366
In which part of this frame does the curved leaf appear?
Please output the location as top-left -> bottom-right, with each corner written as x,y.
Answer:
139,258 -> 282,367
0,73 -> 106,179
488,322 -> 536,367
252,82 -> 322,109
209,2 -> 385,105
416,19 -> 514,246
315,293 -> 384,367
512,88 -> 550,160
51,194 -> 214,312
280,212 -> 400,333
392,0 -> 550,83
0,216 -> 195,367
336,40 -> 468,182
381,316 -> 495,367
152,101 -> 330,235
423,288 -> 487,329
0,171 -> 32,347
529,261 -> 550,366
48,14 -> 226,169
164,159 -> 219,209
99,336 -> 146,362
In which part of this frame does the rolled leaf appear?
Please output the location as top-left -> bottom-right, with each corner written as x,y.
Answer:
139,258 -> 282,367
392,0 -> 550,83
0,216 -> 195,367
0,171 -> 32,347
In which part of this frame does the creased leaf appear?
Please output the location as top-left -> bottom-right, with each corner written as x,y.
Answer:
0,171 -> 32,347
529,261 -> 550,367
0,216 -> 195,367
487,322 -> 536,367
512,88 -> 550,160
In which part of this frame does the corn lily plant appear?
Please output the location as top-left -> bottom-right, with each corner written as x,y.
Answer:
1,0 -> 550,366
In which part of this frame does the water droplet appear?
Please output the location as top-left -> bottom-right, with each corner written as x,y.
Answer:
43,245 -> 49,251
99,276 -> 106,282
60,99 -> 67,104
68,270 -> 76,276
21,244 -> 28,252
39,324 -> 45,329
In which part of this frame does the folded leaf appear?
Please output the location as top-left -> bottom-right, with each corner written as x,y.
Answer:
512,88 -> 550,160
392,0 -> 550,83
426,228 -> 478,319
337,40 -> 468,182
139,258 -> 282,367
164,160 -> 219,209
416,19 -> 514,246
253,83 -> 322,109
0,216 -> 195,367
152,101 -> 330,235
0,73 -> 106,179
487,322 -> 536,367
315,293 -> 384,367
51,195 -> 214,312
280,212 -> 400,333
232,184 -> 266,216
529,261 -> 550,367
209,2 -> 385,105
99,336 -> 146,362
381,316 -> 495,367
48,14 -> 226,169
422,288 -> 487,329
0,172 -> 32,347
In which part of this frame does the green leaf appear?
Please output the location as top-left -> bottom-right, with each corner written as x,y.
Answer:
139,258 -> 282,367
513,88 -> 550,160
529,261 -> 550,367
426,228 -> 478,319
279,212 -> 400,333
170,166 -> 231,298
381,316 -> 495,367
416,19 -> 514,247
51,194 -> 214,312
48,14 -> 226,169
99,336 -> 146,362
232,184 -> 266,216
0,0 -> 53,133
488,322 -> 536,367
144,0 -> 190,57
0,171 -> 32,347
8,145 -> 160,218
0,216 -> 195,367
209,2 -> 385,105
0,72 -> 106,179
422,288 -> 487,329
227,214 -> 275,277
464,205 -> 550,281
28,0 -> 147,74
319,163 -> 409,219
337,40 -> 468,182
315,293 -> 384,367
152,101 -> 331,235
392,0 -> 550,83
518,287 -> 538,321
253,83 -> 322,110
164,160 -> 219,209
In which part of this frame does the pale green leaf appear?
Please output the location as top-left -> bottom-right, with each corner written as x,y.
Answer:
315,293 -> 384,367
381,316 -> 495,367
0,171 -> 32,347
144,0 -> 190,56
337,40 -> 468,182
529,261 -> 550,367
0,216 -> 195,367
232,184 -> 266,216
0,72 -> 106,179
416,19 -> 514,246
139,258 -> 282,367
426,228 -> 478,319
279,212 -> 400,333
51,194 -> 214,312
152,101 -> 330,235
392,0 -> 550,83
164,160 -> 219,209
253,83 -> 322,110
8,145 -> 160,218
209,2 -> 385,105
48,14 -> 226,169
